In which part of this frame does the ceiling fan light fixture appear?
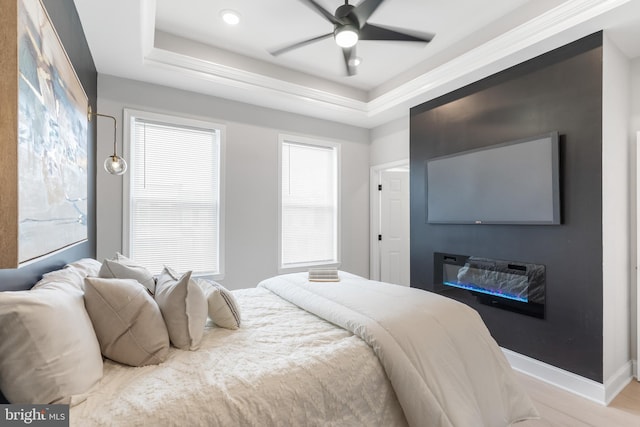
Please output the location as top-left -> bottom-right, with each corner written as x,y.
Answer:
271,0 -> 433,76
220,9 -> 240,25
334,25 -> 359,48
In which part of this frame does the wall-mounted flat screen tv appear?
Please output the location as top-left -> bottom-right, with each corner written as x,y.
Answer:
427,132 -> 560,225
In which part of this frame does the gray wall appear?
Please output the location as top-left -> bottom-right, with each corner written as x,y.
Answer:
97,75 -> 370,289
370,116 -> 410,166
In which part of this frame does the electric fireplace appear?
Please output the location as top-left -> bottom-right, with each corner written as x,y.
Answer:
434,252 -> 545,318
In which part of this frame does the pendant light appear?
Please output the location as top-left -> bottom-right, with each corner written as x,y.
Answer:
88,106 -> 127,175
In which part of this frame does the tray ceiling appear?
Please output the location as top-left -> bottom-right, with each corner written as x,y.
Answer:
74,0 -> 640,127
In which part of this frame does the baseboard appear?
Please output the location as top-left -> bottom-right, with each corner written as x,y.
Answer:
604,360 -> 634,404
501,348 -> 634,405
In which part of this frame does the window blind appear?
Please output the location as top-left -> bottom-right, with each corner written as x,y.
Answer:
129,118 -> 220,275
281,141 -> 338,267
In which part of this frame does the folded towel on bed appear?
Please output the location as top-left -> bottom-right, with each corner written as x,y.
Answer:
308,268 -> 340,282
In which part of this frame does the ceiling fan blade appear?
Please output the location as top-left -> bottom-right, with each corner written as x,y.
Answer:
299,0 -> 343,25
342,47 -> 357,76
359,23 -> 433,43
269,32 -> 333,56
350,0 -> 385,28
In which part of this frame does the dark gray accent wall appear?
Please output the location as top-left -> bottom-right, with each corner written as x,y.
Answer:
410,32 -> 603,382
0,0 -> 97,291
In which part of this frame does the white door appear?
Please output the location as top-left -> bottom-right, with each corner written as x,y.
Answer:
379,169 -> 410,285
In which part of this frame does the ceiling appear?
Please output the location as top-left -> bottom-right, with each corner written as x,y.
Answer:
73,0 -> 640,128
154,0 -> 535,91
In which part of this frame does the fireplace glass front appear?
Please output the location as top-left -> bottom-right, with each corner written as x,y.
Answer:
435,253 -> 545,318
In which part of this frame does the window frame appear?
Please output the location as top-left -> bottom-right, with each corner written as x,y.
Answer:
122,108 -> 226,279
277,134 -> 341,273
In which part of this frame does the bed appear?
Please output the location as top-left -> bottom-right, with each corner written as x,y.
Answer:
0,259 -> 538,427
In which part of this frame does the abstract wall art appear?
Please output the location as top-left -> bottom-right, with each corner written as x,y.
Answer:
16,0 -> 88,264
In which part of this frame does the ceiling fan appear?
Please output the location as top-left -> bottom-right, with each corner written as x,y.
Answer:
269,0 -> 433,76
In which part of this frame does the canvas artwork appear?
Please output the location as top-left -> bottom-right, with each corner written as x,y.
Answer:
17,0 -> 88,263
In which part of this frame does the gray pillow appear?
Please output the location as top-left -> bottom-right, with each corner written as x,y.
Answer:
155,267 -> 208,350
195,279 -> 241,330
0,282 -> 103,403
99,253 -> 156,295
84,277 -> 170,366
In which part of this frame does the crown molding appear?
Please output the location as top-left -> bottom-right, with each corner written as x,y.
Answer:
369,0 -> 630,116
145,47 -> 368,114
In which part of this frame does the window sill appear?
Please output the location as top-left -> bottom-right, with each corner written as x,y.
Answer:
192,272 -> 224,281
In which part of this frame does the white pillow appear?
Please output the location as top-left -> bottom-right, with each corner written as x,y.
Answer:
155,267 -> 207,350
33,266 -> 85,291
66,258 -> 103,278
0,282 -> 103,403
84,277 -> 170,367
99,253 -> 155,295
195,279 -> 241,330
32,258 -> 101,291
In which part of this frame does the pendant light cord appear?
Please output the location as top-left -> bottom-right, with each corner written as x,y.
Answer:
93,112 -> 118,157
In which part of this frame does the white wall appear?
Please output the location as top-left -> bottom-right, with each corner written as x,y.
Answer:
630,57 -> 640,370
602,35 -> 632,395
632,59 -> 640,132
369,115 -> 410,166
96,75 -> 370,289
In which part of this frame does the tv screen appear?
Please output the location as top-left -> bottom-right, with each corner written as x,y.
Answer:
426,132 -> 560,225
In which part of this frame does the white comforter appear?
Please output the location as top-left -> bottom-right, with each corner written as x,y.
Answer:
259,272 -> 538,427
70,287 -> 407,426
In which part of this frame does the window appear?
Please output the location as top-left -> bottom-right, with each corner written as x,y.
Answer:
124,110 -> 224,277
279,135 -> 340,270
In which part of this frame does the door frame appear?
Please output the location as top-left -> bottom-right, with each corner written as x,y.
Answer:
636,131 -> 640,380
370,159 -> 409,281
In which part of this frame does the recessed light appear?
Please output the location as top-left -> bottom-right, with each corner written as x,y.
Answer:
348,57 -> 362,67
220,9 -> 240,26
